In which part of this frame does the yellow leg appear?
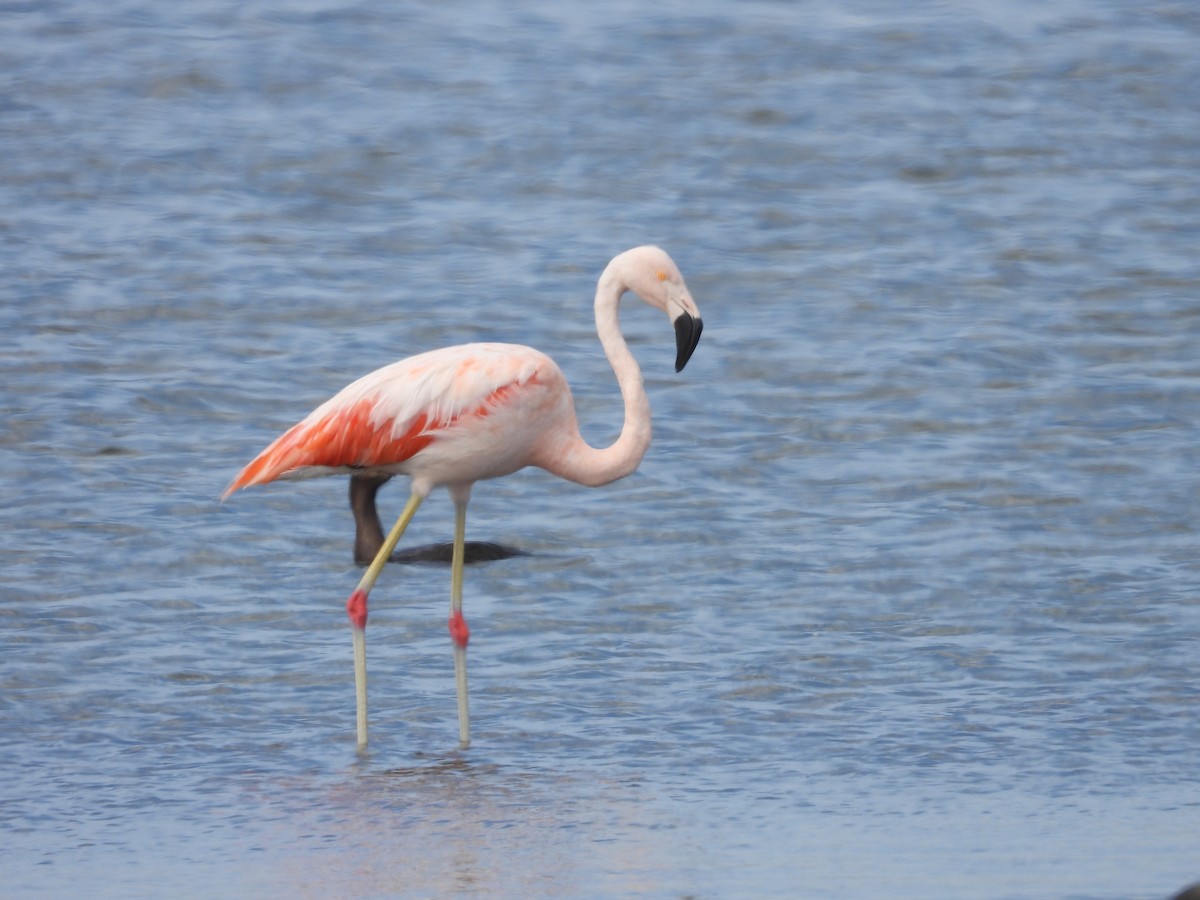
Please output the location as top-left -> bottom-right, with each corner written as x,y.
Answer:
347,491 -> 424,750
449,498 -> 471,749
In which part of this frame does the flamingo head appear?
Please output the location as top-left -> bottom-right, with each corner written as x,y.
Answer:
605,245 -> 704,372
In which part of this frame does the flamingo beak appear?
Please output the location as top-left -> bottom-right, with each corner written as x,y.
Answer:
673,312 -> 703,372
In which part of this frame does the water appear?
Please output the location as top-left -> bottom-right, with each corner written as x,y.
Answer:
2,1 -> 1199,897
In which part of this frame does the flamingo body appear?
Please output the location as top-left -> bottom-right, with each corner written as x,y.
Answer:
224,245 -> 703,749
224,343 -> 575,498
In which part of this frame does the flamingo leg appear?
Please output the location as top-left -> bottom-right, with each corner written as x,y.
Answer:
449,497 -> 471,749
347,491 -> 424,750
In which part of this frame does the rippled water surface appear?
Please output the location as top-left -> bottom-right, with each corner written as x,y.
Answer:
3,1 -> 1199,897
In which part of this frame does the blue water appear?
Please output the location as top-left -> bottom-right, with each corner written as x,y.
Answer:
2,1 -> 1199,897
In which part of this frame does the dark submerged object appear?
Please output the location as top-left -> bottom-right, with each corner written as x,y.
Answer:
349,474 -> 526,565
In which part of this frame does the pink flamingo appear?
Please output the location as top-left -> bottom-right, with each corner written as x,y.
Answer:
223,246 -> 703,749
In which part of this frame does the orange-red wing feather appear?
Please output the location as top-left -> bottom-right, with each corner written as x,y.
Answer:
222,400 -> 435,498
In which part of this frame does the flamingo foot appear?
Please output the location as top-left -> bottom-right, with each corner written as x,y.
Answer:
448,610 -> 470,648
347,589 -> 368,630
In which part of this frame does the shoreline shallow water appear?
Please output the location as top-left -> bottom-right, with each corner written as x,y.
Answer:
3,1 -> 1199,897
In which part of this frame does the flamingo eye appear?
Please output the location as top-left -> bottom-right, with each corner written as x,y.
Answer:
655,270 -> 668,282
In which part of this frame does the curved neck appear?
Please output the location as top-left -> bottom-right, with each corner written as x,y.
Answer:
541,270 -> 652,487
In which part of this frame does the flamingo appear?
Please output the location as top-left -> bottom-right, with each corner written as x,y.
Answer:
223,245 -> 703,749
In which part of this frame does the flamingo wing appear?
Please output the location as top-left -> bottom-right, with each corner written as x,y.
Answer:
222,343 -> 549,498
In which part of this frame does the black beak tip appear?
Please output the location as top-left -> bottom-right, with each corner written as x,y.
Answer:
674,314 -> 703,373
